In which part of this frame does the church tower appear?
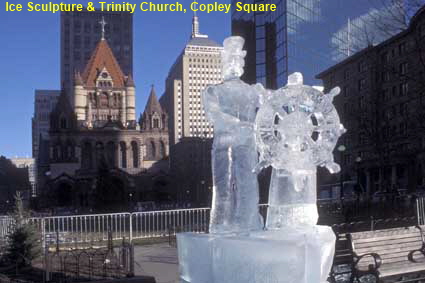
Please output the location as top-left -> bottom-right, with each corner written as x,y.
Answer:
73,17 -> 136,128
139,85 -> 169,163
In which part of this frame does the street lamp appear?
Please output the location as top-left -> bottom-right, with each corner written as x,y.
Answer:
337,145 -> 346,202
355,156 -> 362,198
128,193 -> 133,211
355,156 -> 362,179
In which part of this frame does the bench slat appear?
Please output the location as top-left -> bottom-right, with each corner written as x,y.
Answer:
354,235 -> 421,246
354,242 -> 422,256
352,233 -> 421,244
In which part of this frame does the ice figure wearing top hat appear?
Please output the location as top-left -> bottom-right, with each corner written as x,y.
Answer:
202,36 -> 264,234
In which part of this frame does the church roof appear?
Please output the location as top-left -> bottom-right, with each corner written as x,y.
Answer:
82,39 -> 126,87
144,85 -> 163,114
51,89 -> 73,116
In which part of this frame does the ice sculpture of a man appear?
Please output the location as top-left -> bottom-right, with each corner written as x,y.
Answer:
202,36 -> 264,234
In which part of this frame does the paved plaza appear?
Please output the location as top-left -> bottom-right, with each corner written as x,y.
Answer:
134,243 -> 179,283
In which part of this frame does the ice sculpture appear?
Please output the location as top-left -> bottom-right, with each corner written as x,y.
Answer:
177,36 -> 345,283
202,36 -> 263,234
255,72 -> 345,228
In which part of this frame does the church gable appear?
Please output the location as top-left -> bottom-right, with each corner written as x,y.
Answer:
96,67 -> 114,88
81,39 -> 126,88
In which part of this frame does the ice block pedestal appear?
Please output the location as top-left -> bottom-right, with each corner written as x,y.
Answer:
177,225 -> 335,283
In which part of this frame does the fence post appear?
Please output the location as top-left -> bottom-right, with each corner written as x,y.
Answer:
44,236 -> 50,282
370,216 -> 374,231
129,243 -> 135,277
41,218 -> 46,250
129,213 -> 133,244
417,197 -> 422,226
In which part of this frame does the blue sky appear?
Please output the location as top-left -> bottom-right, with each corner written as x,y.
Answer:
0,0 -> 230,158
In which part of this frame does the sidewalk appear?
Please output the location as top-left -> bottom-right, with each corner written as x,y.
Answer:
133,243 -> 179,283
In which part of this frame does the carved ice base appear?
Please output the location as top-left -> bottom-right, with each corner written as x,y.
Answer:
177,225 -> 335,283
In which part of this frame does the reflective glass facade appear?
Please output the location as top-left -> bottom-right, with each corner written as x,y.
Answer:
232,0 -> 391,88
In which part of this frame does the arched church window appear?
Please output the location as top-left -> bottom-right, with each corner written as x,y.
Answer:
120,142 -> 127,168
100,92 -> 108,108
95,142 -> 105,165
81,142 -> 93,169
159,141 -> 166,158
153,118 -> 159,129
106,141 -> 116,166
60,118 -> 67,129
131,141 -> 139,168
113,94 -> 118,107
53,145 -> 59,160
162,115 -> 166,129
149,141 -> 156,160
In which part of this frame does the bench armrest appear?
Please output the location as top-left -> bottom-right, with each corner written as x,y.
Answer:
416,225 -> 425,246
408,248 -> 425,262
353,253 -> 382,272
409,226 -> 425,263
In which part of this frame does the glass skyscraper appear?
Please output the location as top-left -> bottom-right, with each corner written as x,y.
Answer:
232,0 -> 405,88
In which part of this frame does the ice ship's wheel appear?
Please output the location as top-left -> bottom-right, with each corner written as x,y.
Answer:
255,74 -> 345,172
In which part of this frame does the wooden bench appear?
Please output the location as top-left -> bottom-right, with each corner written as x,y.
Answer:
348,226 -> 425,282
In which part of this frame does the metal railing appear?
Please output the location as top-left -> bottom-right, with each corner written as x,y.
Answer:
417,197 -> 425,226
0,207 -> 215,245
1,196 -> 418,245
0,216 -> 14,239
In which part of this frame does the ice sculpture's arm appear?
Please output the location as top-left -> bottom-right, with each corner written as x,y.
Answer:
203,86 -> 241,125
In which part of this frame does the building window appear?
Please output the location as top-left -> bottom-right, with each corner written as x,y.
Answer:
400,83 -> 408,96
382,71 -> 390,82
359,96 -> 365,109
358,61 -> 367,72
358,79 -> 366,91
383,89 -> 389,101
120,142 -> 127,168
399,42 -> 407,55
159,141 -> 166,158
131,141 -> 139,168
381,52 -> 389,64
400,122 -> 407,136
148,141 -> 156,160
344,69 -> 350,80
344,154 -> 352,165
400,62 -> 408,76
60,118 -> 67,129
343,86 -> 349,97
153,118 -> 159,129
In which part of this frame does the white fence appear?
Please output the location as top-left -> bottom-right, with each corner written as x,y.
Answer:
417,197 -> 425,226
7,197 -> 424,244
0,207 -> 212,245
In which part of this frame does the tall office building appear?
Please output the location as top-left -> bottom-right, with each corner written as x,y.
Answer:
10,157 -> 36,197
32,89 -> 61,195
61,10 -> 133,94
163,15 -> 223,145
162,15 -> 222,205
32,90 -> 61,160
231,0 -> 403,88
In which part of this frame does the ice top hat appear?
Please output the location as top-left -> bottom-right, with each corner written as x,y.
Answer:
222,36 -> 247,80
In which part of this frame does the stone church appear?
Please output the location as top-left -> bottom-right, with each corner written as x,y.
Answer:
40,36 -> 170,210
